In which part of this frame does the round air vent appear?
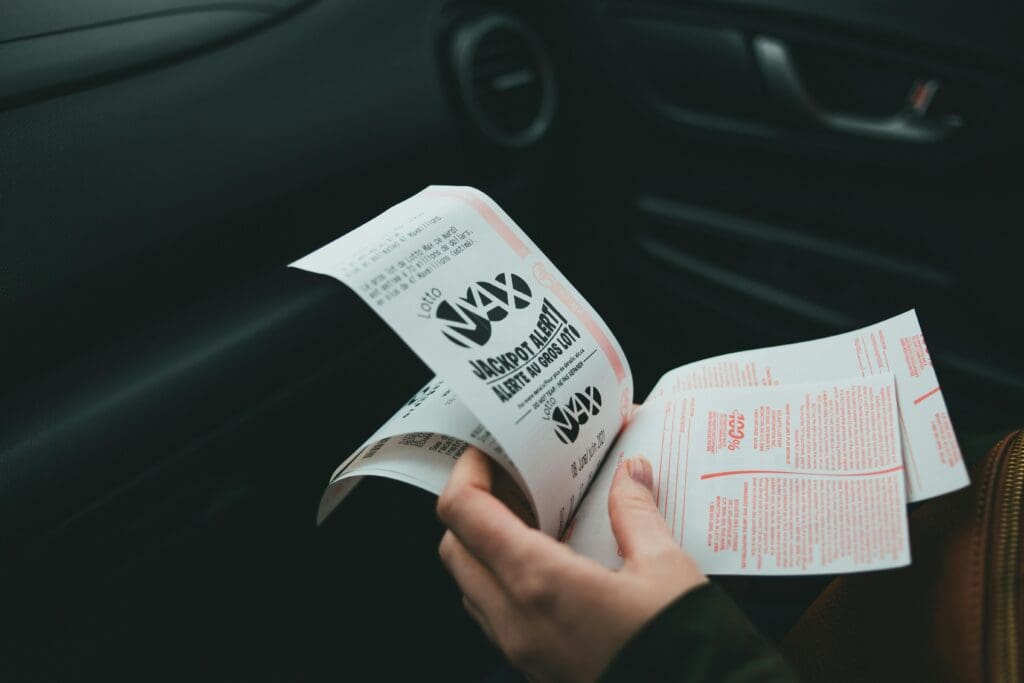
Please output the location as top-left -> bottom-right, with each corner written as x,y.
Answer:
451,14 -> 557,148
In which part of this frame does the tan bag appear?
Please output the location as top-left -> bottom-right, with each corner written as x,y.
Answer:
781,428 -> 1023,683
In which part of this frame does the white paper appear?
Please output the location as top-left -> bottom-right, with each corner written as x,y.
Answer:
315,377 -> 500,524
567,375 -> 911,575
648,310 -> 967,502
292,186 -> 633,536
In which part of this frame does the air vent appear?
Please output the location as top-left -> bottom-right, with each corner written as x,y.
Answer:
451,14 -> 557,147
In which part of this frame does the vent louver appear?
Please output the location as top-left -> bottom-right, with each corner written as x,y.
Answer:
451,15 -> 557,147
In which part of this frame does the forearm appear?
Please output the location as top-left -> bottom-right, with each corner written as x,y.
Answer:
599,583 -> 797,683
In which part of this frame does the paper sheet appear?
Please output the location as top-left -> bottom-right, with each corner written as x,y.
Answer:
567,374 -> 911,574
315,377 -> 498,523
648,311 -> 967,502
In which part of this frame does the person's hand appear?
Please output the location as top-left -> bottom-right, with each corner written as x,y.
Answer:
437,448 -> 707,683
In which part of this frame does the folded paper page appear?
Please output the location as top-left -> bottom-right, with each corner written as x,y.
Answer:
648,310 -> 967,502
568,374 -> 910,574
292,186 -> 633,536
315,377 -> 499,524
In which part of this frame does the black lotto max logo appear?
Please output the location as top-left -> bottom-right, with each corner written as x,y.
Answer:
552,386 -> 602,444
436,272 -> 532,348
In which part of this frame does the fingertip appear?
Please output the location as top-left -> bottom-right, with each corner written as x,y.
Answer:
440,447 -> 494,520
625,456 -> 655,493
460,445 -> 487,462
611,457 -> 655,501
455,446 -> 494,486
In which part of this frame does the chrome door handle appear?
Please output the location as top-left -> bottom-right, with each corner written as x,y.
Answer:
752,36 -> 962,143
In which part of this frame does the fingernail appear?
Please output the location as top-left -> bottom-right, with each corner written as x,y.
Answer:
626,457 -> 654,493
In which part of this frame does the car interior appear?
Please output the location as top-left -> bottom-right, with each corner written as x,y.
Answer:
2,0 -> 1022,679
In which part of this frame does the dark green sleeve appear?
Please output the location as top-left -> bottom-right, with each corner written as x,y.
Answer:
599,583 -> 798,683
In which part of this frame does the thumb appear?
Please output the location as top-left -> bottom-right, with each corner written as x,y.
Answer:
608,457 -> 677,565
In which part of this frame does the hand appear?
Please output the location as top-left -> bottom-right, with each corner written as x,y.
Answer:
437,448 -> 707,683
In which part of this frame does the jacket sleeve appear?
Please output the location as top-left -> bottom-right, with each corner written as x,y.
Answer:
599,583 -> 798,683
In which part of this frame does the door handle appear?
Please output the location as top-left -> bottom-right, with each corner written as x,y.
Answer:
752,36 -> 962,143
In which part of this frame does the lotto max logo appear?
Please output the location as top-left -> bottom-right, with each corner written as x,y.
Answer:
435,272 -> 532,348
552,386 -> 602,444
